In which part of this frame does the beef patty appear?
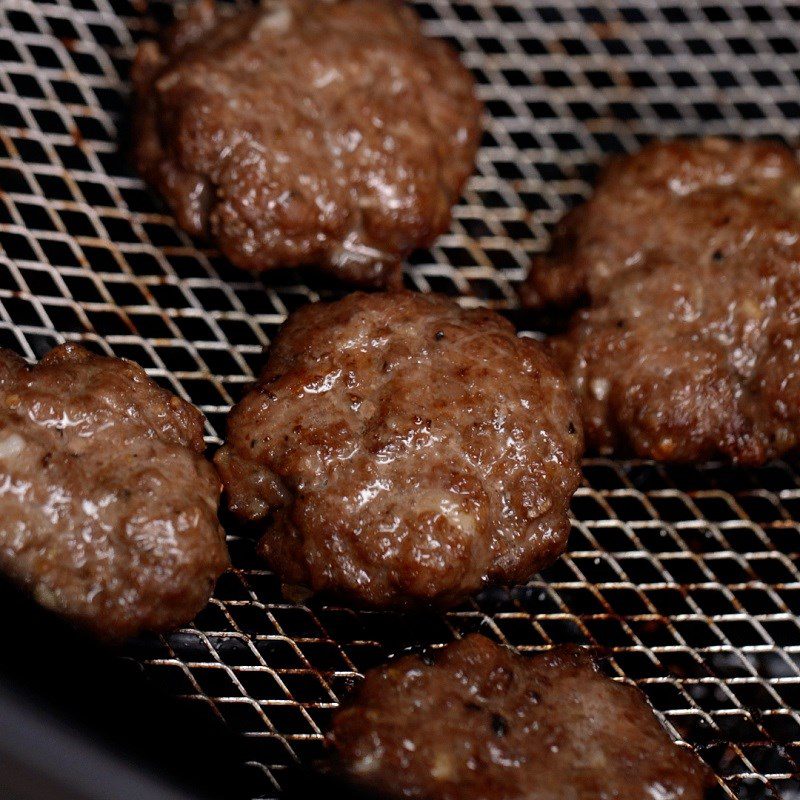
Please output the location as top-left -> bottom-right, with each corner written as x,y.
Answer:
132,0 -> 480,287
215,291 -> 582,608
0,344 -> 229,639
521,137 -> 800,463
326,634 -> 713,800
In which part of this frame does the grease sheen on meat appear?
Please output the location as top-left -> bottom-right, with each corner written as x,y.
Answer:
326,634 -> 713,800
0,344 -> 229,639
132,0 -> 481,287
215,292 -> 582,608
521,138 -> 800,463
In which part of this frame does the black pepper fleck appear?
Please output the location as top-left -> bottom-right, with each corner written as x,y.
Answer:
567,421 -> 576,435
435,330 -> 445,341
712,250 -> 724,261
491,713 -> 508,737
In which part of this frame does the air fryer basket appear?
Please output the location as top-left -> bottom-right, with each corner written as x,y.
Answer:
1,1 -> 800,797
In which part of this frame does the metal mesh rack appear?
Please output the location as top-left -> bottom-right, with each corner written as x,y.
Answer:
1,0 -> 800,797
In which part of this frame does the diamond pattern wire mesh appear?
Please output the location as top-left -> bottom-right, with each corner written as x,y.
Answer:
1,0 -> 800,797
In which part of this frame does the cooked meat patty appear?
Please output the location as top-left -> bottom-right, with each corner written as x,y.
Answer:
0,344 -> 229,639
521,137 -> 800,463
215,291 -> 582,608
326,634 -> 713,800
131,0 -> 480,287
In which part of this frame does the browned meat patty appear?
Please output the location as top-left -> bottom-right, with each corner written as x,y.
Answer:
326,634 -> 713,800
0,344 -> 230,639
215,291 -> 582,608
131,0 -> 480,288
521,137 -> 800,463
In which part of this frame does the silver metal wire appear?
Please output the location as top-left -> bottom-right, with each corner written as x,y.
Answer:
1,1 -> 800,797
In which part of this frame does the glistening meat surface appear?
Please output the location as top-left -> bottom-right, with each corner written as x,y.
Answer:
0,344 -> 229,639
215,291 -> 582,607
522,138 -> 800,463
326,634 -> 713,800
132,0 -> 480,287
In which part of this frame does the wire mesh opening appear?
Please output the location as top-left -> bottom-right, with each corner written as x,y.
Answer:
2,1 -> 800,797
